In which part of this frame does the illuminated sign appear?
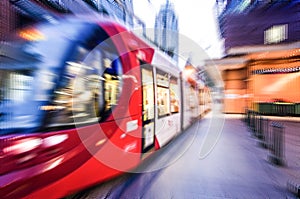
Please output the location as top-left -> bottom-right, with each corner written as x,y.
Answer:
252,66 -> 300,75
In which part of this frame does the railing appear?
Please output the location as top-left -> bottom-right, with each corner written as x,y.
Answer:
244,110 -> 285,166
244,110 -> 300,197
257,102 -> 300,116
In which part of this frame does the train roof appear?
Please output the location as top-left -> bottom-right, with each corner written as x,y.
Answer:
57,16 -> 181,71
15,15 -> 181,75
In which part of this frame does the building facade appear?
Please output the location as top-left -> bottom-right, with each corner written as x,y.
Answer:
0,1 -> 18,41
218,0 -> 300,52
0,0 -> 135,42
92,0 -> 134,27
213,0 -> 300,114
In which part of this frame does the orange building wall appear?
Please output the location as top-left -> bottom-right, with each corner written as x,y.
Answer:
224,89 -> 247,113
222,68 -> 247,113
222,68 -> 247,81
220,48 -> 300,114
250,60 -> 300,103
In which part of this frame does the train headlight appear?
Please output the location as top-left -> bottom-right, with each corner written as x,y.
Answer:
183,67 -> 196,79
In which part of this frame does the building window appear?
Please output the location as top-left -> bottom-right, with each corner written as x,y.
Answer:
264,24 -> 288,44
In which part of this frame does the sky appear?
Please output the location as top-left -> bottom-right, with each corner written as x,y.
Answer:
132,0 -> 224,59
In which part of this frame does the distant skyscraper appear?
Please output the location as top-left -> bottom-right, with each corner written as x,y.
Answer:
154,0 -> 178,63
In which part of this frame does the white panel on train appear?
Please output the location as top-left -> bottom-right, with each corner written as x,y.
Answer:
151,50 -> 181,148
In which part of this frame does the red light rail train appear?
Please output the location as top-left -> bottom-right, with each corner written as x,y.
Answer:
0,16 -> 211,198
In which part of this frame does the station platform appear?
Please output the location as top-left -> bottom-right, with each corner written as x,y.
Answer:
68,109 -> 300,199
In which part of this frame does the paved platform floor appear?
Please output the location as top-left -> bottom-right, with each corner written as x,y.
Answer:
68,109 -> 299,199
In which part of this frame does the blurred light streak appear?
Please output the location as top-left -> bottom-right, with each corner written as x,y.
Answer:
3,138 -> 42,154
261,72 -> 300,94
43,157 -> 64,172
43,134 -> 69,147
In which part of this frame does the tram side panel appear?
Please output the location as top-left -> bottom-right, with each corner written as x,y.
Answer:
199,88 -> 208,117
190,85 -> 199,121
205,88 -> 212,113
150,52 -> 181,149
182,79 -> 193,130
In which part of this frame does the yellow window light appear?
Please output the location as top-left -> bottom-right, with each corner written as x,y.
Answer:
18,28 -> 45,41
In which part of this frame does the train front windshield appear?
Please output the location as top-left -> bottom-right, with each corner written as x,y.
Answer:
0,21 -> 123,135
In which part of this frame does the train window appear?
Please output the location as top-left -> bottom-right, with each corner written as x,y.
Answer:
156,69 -> 170,117
49,45 -> 122,126
199,89 -> 205,105
141,65 -> 155,121
0,70 -> 33,102
189,86 -> 197,109
44,25 -> 124,127
170,77 -> 179,113
103,54 -> 123,113
49,47 -> 104,126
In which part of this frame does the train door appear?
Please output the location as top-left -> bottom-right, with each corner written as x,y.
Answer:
141,63 -> 156,154
155,68 -> 180,147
